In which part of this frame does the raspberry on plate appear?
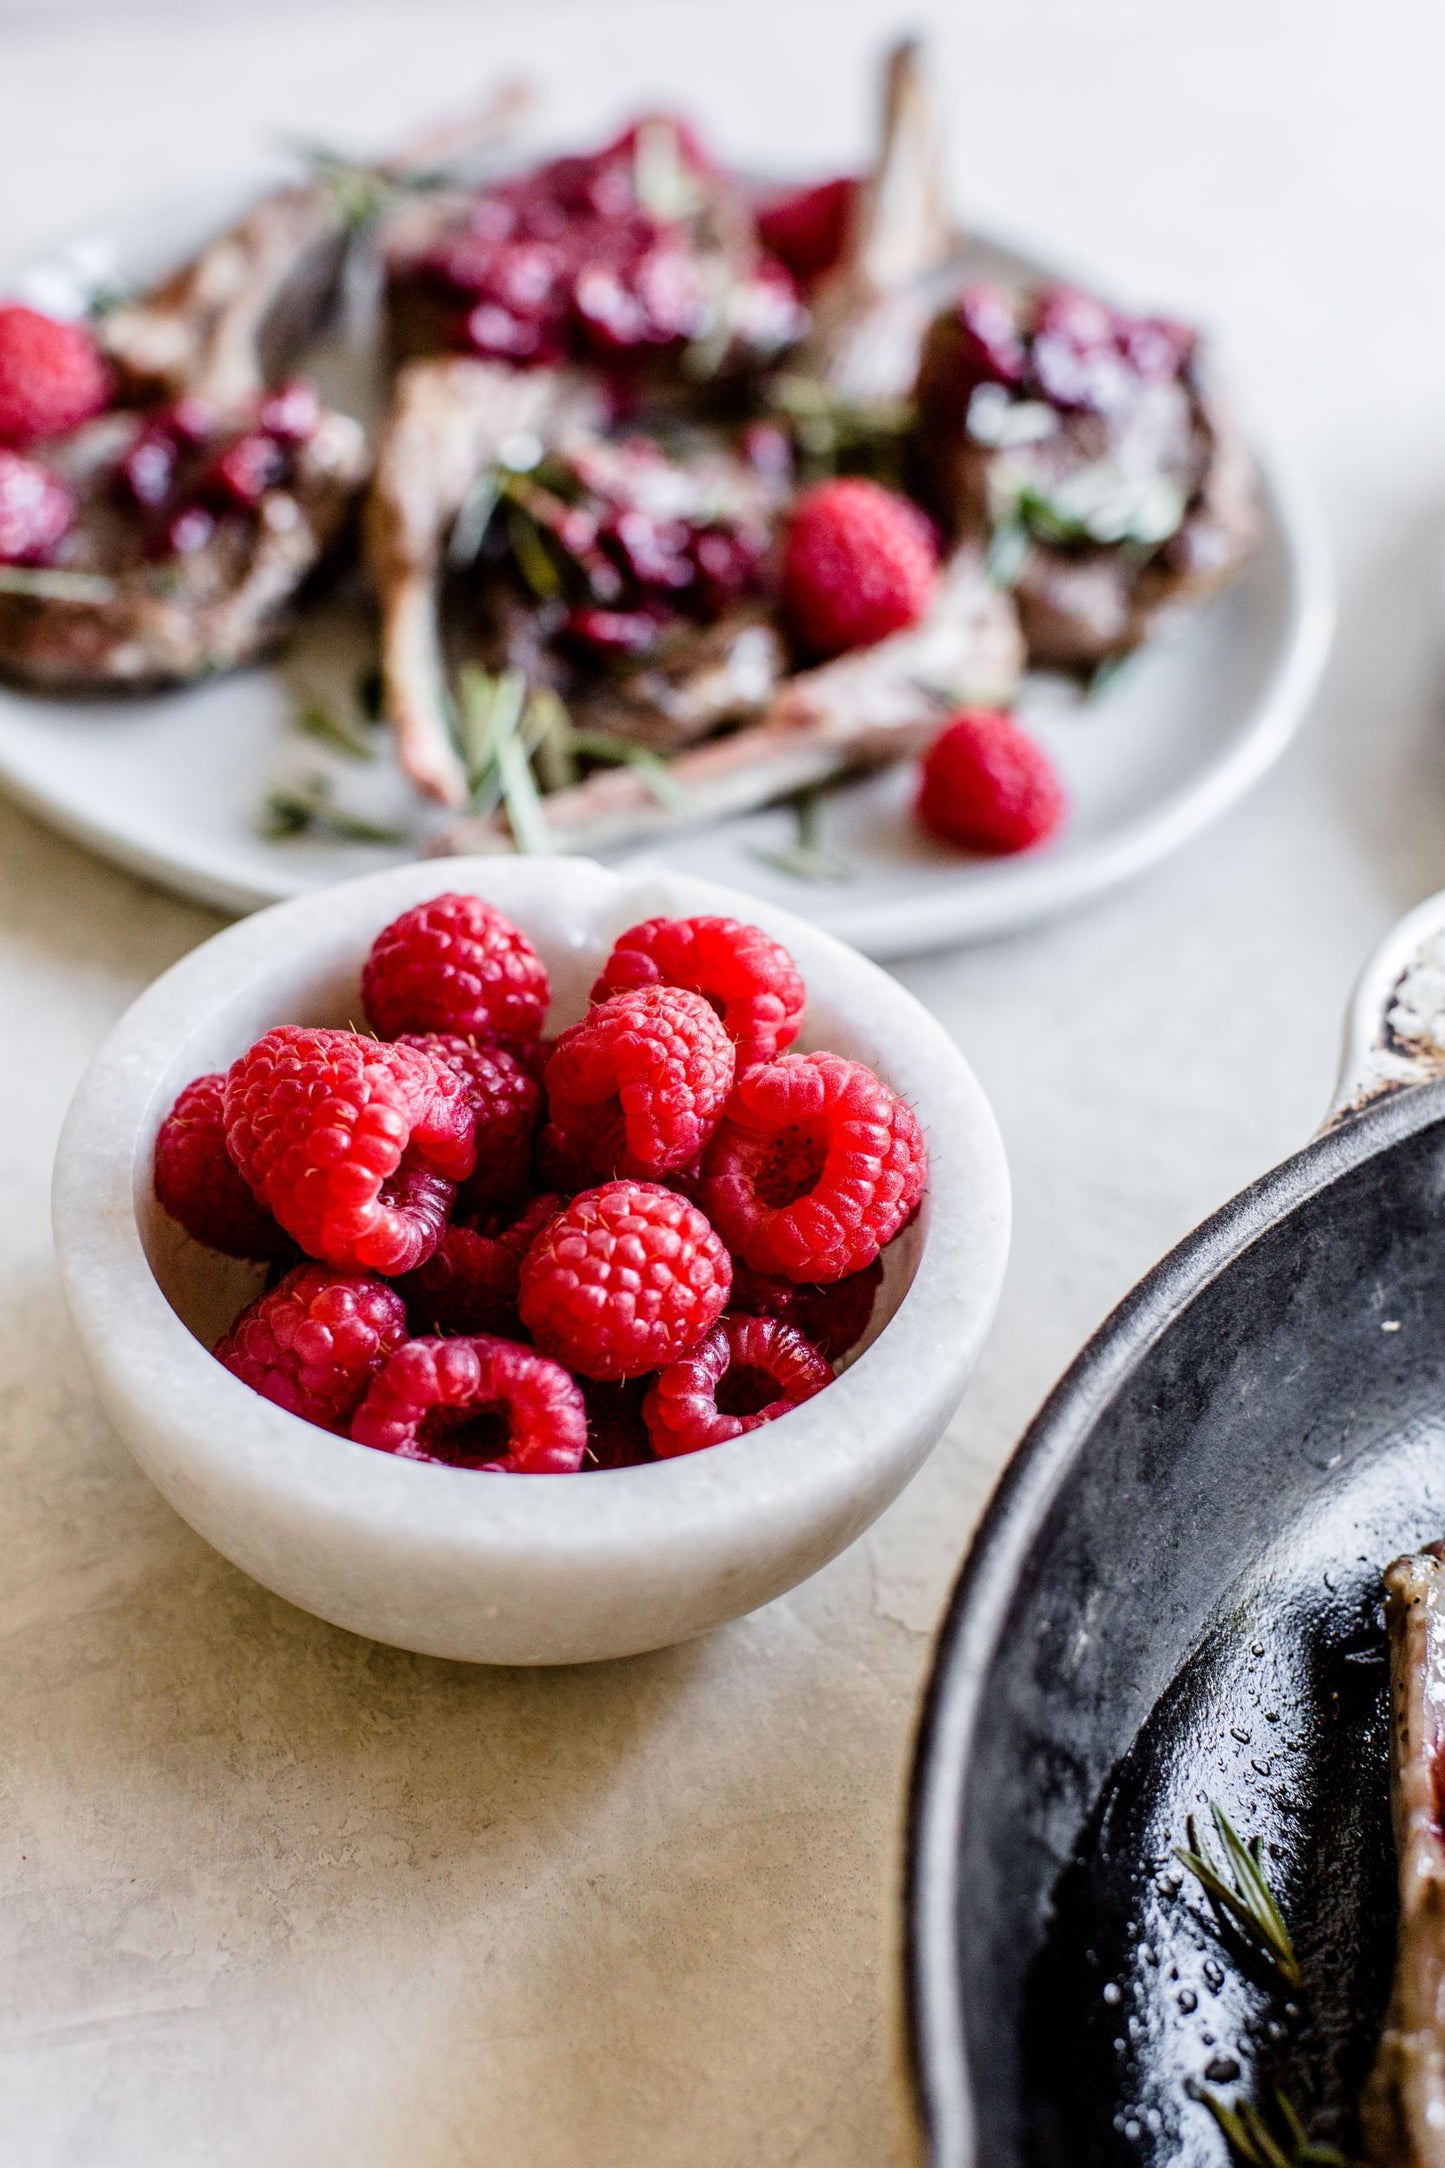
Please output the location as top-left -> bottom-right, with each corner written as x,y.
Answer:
518,1180 -> 732,1381
223,1025 -> 476,1276
215,1263 -> 409,1433
351,1334 -> 587,1473
544,985 -> 735,1179
698,1050 -> 927,1283
643,1314 -> 833,1457
395,1032 -> 540,1210
916,709 -> 1066,855
780,477 -> 938,660
590,915 -> 804,1070
154,1070 -> 291,1261
728,1254 -> 882,1361
0,448 -> 75,565
0,304 -> 111,446
362,892 -> 550,1043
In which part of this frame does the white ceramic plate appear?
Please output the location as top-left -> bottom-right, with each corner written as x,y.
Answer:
0,190 -> 1334,958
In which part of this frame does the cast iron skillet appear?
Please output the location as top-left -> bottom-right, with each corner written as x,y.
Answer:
906,891 -> 1445,2166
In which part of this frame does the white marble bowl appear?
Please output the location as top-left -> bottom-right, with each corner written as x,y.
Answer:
51,858 -> 1010,1664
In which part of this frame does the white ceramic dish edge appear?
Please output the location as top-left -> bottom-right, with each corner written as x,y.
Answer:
52,857 -> 1010,1664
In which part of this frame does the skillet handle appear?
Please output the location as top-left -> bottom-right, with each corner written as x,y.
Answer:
1326,887 -> 1445,1126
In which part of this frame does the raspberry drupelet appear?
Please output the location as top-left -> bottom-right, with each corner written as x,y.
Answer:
780,477 -> 939,660
728,1254 -> 883,1361
916,709 -> 1065,855
222,1026 -> 476,1276
590,915 -> 805,1070
698,1050 -> 927,1282
643,1314 -> 833,1456
215,1264 -> 409,1433
362,892 -> 550,1043
0,304 -> 111,447
518,1180 -> 732,1381
543,984 -> 735,1179
395,1032 -> 540,1211
351,1334 -> 587,1473
154,1071 -> 291,1261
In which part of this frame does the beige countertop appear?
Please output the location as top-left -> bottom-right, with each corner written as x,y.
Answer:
2,1 -> 1444,2161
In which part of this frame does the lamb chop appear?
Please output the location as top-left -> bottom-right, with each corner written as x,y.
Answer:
913,278 -> 1261,669
792,36 -> 955,407
428,543 -> 1021,856
1362,1544 -> 1445,2167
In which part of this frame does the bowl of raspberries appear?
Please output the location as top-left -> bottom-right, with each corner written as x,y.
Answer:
52,859 -> 1009,1663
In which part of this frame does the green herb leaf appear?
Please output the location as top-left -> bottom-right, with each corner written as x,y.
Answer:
1199,2088 -> 1355,2168
1174,1803 -> 1301,1988
507,501 -> 563,602
294,698 -> 377,761
750,783 -> 852,883
567,729 -> 694,814
260,780 -> 406,846
0,565 -> 116,604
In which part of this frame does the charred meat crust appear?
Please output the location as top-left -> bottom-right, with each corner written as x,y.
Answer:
1363,1544 -> 1445,2168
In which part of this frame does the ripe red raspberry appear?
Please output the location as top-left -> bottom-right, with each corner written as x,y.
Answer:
581,1377 -> 654,1469
544,985 -> 735,1179
154,1071 -> 290,1260
0,304 -> 110,446
396,1032 -> 540,1210
397,1191 -> 562,1337
590,915 -> 804,1070
350,1334 -> 586,1473
698,1051 -> 927,1282
518,1180 -> 732,1381
916,709 -> 1066,855
362,892 -> 550,1043
643,1314 -> 832,1457
223,1026 -> 476,1276
215,1263 -> 409,1433
0,448 -> 74,564
756,175 -> 857,286
728,1254 -> 882,1361
781,478 -> 938,659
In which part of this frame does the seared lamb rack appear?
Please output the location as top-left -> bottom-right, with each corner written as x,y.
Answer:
1363,1544 -> 1445,2167
913,278 -> 1260,669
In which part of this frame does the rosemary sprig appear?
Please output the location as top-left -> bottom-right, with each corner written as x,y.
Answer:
1200,2086 -> 1354,2168
261,779 -> 406,846
751,783 -> 851,883
567,729 -> 693,814
455,665 -> 554,852
1174,1803 -> 1301,1989
0,565 -> 116,604
294,697 -> 377,761
767,373 -> 915,486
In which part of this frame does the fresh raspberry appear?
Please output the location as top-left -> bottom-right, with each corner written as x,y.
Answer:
351,1334 -> 586,1473
780,478 -> 938,660
544,985 -> 735,1179
581,1377 -> 654,1469
916,709 -> 1066,854
643,1314 -> 832,1457
215,1263 -> 409,1433
397,1191 -> 562,1337
0,448 -> 74,564
362,892 -> 550,1043
590,916 -> 804,1070
396,1032 -> 540,1210
154,1071 -> 290,1261
518,1180 -> 732,1381
756,175 -> 857,286
698,1051 -> 926,1282
728,1255 -> 882,1361
223,1026 -> 476,1276
0,304 -> 110,446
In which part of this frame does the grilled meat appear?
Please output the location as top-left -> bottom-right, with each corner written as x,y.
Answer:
429,545 -> 1022,855
1363,1545 -> 1445,2167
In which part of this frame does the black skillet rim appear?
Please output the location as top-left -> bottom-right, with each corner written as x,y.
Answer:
903,1074 -> 1445,2168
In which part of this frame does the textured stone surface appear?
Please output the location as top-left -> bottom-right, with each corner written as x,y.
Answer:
2,0 -> 1444,2162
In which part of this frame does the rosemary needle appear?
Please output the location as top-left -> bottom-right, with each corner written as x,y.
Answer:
1199,2086 -> 1355,2168
1174,1802 -> 1301,1989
